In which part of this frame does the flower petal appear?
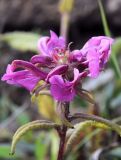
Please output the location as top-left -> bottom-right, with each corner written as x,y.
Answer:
38,36 -> 49,55
2,65 -> 40,91
69,50 -> 83,62
49,75 -> 75,102
47,31 -> 65,51
87,48 -> 100,78
37,31 -> 66,58
81,36 -> 113,77
30,55 -> 54,66
12,60 -> 47,78
49,68 -> 84,102
1,59 -> 48,91
46,65 -> 68,82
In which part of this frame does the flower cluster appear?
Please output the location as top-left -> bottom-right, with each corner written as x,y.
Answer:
2,31 -> 113,102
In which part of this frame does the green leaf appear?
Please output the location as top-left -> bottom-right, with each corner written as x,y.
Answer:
50,131 -> 59,160
17,112 -> 30,125
66,121 -> 109,152
32,93 -> 59,122
35,133 -> 48,160
66,115 -> 121,153
0,145 -> 11,158
0,31 -> 40,52
10,120 -> 59,155
113,38 -> 121,55
107,147 -> 121,158
98,0 -> 111,36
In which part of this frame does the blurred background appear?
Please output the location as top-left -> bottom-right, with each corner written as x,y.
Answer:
0,0 -> 121,160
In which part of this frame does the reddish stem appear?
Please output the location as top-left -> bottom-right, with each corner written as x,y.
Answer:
57,103 -> 70,160
57,126 -> 67,160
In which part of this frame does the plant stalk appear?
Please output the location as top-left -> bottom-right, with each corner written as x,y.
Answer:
57,126 -> 67,160
57,103 -> 70,160
60,12 -> 70,43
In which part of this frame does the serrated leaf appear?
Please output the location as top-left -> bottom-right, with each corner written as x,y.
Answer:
0,31 -> 40,52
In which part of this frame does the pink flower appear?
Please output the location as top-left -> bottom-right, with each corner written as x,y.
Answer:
69,50 -> 83,62
38,31 -> 66,61
80,36 -> 114,77
30,55 -> 54,67
46,65 -> 68,82
1,31 -> 114,102
2,60 -> 47,91
49,69 -> 87,102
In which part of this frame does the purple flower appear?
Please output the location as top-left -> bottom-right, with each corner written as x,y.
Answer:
69,50 -> 83,62
1,31 -> 114,102
1,60 -> 47,91
86,48 -> 100,78
46,65 -> 68,82
30,55 -> 54,68
49,68 -> 87,102
38,31 -> 66,62
80,36 -> 114,77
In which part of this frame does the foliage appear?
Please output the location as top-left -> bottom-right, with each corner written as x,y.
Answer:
0,32 -> 40,52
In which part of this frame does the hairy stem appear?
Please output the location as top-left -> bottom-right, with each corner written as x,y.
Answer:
57,103 -> 70,160
57,126 -> 67,160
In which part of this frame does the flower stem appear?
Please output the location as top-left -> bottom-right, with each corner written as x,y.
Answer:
59,0 -> 74,44
57,103 -> 70,160
60,12 -> 70,43
57,126 -> 67,160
